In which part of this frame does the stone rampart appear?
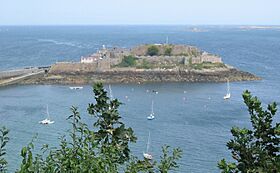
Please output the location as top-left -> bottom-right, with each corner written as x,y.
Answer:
49,62 -> 98,74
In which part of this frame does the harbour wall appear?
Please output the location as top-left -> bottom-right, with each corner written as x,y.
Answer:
0,67 -> 48,80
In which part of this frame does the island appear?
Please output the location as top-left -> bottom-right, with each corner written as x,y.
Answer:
11,44 -> 260,85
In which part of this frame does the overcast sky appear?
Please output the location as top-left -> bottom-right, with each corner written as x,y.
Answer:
0,0 -> 279,25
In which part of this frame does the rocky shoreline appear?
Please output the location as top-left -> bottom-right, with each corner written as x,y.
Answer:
20,66 -> 261,85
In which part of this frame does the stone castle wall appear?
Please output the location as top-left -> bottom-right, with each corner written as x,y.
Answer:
136,56 -> 189,65
49,62 -> 98,74
201,54 -> 222,63
50,58 -> 122,74
136,55 -> 221,65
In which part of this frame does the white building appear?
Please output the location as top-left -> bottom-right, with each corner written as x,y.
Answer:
81,53 -> 101,63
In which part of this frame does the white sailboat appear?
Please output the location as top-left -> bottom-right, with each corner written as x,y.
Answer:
143,131 -> 153,160
39,105 -> 54,125
223,79 -> 231,100
147,100 -> 155,120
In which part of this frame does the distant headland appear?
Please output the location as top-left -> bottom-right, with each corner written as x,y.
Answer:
0,44 -> 261,86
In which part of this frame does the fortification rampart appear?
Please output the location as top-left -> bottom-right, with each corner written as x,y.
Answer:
50,58 -> 121,74
136,56 -> 189,65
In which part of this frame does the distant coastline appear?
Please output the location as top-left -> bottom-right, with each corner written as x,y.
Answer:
239,25 -> 280,30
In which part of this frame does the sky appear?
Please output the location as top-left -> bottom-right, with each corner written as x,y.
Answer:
0,0 -> 280,25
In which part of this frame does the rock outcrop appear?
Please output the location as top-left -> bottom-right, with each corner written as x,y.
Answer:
20,66 -> 261,85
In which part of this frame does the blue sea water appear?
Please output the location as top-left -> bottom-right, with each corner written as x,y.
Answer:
0,26 -> 280,172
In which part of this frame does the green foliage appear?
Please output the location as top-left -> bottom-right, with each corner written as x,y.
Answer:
137,59 -> 153,69
158,146 -> 183,173
188,57 -> 192,66
88,83 -> 137,164
0,127 -> 9,173
164,47 -> 172,56
218,90 -> 280,173
147,45 -> 159,56
17,137 -> 42,173
192,62 -> 226,70
218,159 -> 237,173
1,83 -> 182,172
118,55 -> 137,67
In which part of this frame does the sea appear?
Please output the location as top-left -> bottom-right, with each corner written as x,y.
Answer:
0,25 -> 280,172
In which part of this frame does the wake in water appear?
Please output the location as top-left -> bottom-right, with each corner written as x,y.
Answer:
37,39 -> 86,48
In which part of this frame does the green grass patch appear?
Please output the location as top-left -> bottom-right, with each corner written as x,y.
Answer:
116,55 -> 137,67
192,62 -> 226,70
136,59 -> 153,69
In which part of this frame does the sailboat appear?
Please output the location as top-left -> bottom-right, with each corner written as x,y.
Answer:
147,100 -> 155,120
39,105 -> 54,125
223,79 -> 231,100
143,131 -> 153,160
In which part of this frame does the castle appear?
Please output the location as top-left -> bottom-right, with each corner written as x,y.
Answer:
80,44 -> 222,66
81,45 -> 129,64
49,44 -> 222,74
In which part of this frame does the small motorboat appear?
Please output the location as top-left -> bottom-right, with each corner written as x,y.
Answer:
69,86 -> 83,90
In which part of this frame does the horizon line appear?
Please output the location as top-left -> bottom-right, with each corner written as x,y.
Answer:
1,24 -> 280,27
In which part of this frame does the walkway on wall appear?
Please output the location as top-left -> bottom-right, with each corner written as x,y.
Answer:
0,70 -> 45,87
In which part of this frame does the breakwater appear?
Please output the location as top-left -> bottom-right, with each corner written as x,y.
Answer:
0,66 -> 49,87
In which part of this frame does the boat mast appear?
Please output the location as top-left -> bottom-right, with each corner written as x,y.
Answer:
227,79 -> 230,94
47,105 -> 50,119
151,100 -> 154,115
109,84 -> 113,100
146,131 -> 151,153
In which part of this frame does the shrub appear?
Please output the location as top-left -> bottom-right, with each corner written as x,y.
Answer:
118,55 -> 137,67
0,127 -> 9,172
164,47 -> 172,56
147,45 -> 159,56
218,90 -> 280,173
137,59 -> 152,69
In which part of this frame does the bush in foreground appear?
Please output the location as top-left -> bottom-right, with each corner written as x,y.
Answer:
218,90 -> 280,173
